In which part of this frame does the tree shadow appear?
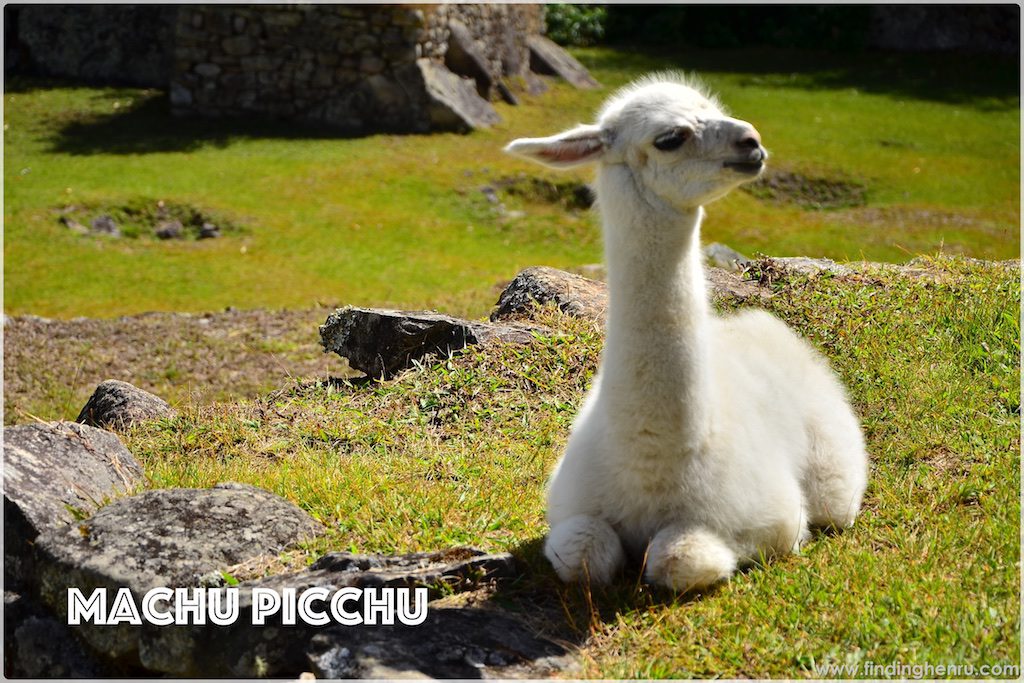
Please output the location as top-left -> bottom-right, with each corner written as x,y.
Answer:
582,45 -> 1020,111
6,76 -> 425,156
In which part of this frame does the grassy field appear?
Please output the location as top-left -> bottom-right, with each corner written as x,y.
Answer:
120,257 -> 1020,677
3,47 -> 1019,319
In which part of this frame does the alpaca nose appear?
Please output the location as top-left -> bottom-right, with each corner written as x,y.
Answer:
736,129 -> 762,150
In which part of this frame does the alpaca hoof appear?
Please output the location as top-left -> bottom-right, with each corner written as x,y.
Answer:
545,514 -> 625,584
645,526 -> 737,592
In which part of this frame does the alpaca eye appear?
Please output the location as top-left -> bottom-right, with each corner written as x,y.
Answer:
653,128 -> 691,152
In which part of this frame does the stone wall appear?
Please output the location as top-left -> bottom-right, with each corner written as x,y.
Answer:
6,4 -> 177,87
170,4 -> 545,133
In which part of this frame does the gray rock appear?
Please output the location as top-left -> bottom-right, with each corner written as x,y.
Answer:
77,379 -> 176,429
704,242 -> 749,271
320,307 -> 547,379
491,266 -> 608,323
770,256 -> 852,276
2,422 -> 145,584
90,214 -> 120,236
154,219 -> 184,239
415,58 -> 501,132
527,35 -> 600,89
133,547 -> 571,678
444,18 -> 493,99
60,215 -> 90,234
304,607 -> 575,679
33,483 -> 324,664
198,221 -> 221,239
4,589 -> 110,678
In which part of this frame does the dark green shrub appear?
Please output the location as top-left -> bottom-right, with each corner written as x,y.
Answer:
545,4 -> 608,47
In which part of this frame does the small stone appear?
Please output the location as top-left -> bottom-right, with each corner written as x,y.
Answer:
221,35 -> 253,56
77,379 -> 176,428
199,222 -> 221,239
90,214 -> 120,236
194,62 -> 221,78
154,220 -> 184,240
60,215 -> 89,234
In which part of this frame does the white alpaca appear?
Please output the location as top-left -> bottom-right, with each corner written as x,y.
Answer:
506,74 -> 868,592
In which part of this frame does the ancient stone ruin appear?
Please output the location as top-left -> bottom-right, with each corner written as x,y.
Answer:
8,4 -> 598,133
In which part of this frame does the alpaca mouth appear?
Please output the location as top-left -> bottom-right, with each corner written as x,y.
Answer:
723,160 -> 765,175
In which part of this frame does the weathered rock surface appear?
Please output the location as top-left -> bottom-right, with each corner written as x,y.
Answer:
304,606 -> 575,679
34,483 -> 324,663
76,379 -> 176,429
4,590 -> 109,678
704,242 -> 750,271
444,18 -> 493,99
527,34 -> 600,89
135,547 -> 530,677
416,58 -> 501,131
154,220 -> 184,239
2,422 -> 145,584
90,214 -> 120,236
769,256 -> 853,276
491,266 -> 608,322
320,307 -> 547,379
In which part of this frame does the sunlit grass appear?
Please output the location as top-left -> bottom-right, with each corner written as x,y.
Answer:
3,47 -> 1018,319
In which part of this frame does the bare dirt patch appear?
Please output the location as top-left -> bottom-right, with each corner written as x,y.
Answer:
489,174 -> 595,210
743,169 -> 868,210
3,307 -> 347,424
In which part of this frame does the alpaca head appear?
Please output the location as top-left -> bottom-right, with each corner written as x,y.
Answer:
506,73 -> 766,210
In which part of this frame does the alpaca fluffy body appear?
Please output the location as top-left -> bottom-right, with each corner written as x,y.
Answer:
506,74 -> 868,592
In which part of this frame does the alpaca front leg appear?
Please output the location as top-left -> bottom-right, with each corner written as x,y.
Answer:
645,525 -> 738,592
545,514 -> 625,584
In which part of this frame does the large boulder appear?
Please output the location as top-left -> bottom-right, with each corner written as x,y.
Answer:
526,35 -> 599,89
320,307 -> 547,379
77,379 -> 176,429
2,422 -> 145,584
134,547 -> 536,677
33,482 -> 324,664
413,58 -> 501,132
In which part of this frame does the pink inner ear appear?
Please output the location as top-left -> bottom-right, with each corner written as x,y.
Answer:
539,137 -> 601,163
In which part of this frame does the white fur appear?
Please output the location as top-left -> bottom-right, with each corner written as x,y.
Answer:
506,74 -> 868,592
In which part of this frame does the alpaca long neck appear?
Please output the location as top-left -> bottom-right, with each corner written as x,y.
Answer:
598,174 -> 712,451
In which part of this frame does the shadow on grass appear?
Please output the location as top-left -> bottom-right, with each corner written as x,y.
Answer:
580,45 -> 1020,111
488,533 -> 722,655
16,46 -> 1019,158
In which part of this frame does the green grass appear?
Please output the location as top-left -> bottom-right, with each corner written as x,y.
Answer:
3,47 -> 1019,320
121,256 -> 1019,677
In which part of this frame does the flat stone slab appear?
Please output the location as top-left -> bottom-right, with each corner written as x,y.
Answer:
2,422 -> 145,584
320,307 -> 548,379
77,379 -> 176,429
34,482 -> 324,663
416,58 -> 501,131
527,34 -> 599,89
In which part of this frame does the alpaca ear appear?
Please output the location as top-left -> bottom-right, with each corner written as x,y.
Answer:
504,124 -> 605,169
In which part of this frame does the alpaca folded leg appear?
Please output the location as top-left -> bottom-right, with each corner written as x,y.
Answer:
644,525 -> 738,592
545,514 -> 625,584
